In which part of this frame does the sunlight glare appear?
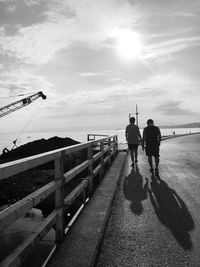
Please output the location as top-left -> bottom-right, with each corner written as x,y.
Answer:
111,28 -> 142,60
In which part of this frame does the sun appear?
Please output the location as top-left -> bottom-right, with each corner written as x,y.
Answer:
111,28 -> 142,60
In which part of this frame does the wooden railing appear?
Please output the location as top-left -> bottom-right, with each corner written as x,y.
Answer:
0,135 -> 118,267
87,133 -> 109,142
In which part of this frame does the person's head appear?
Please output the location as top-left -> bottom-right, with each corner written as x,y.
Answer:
147,119 -> 154,126
130,117 -> 135,124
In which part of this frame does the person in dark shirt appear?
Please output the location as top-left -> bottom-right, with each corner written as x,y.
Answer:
142,119 -> 161,175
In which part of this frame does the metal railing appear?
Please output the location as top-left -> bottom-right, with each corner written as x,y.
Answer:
0,135 -> 118,267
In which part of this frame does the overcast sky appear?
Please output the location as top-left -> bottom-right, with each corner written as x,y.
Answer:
0,0 -> 200,133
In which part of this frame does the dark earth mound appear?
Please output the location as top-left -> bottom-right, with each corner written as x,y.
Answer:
0,135 -> 108,230
0,136 -> 79,164
0,136 -> 86,208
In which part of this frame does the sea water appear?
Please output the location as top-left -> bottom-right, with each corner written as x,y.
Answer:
0,127 -> 200,154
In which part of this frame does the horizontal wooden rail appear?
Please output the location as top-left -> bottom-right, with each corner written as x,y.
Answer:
1,211 -> 58,267
0,134 -> 118,267
64,160 -> 91,184
0,135 -> 116,181
64,180 -> 88,209
0,181 -> 56,232
87,133 -> 108,141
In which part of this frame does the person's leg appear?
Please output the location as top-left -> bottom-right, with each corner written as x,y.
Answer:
155,156 -> 159,168
133,145 -> 139,163
148,156 -> 153,171
134,149 -> 138,163
155,157 -> 159,175
155,146 -> 160,174
130,149 -> 134,165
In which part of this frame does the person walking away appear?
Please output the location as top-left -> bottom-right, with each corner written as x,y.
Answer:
126,117 -> 141,167
142,119 -> 161,175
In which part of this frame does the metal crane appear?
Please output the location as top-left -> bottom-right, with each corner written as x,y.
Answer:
0,91 -> 46,118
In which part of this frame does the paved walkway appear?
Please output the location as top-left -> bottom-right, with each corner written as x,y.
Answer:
96,134 -> 200,267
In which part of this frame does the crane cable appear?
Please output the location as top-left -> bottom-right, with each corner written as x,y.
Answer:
11,100 -> 45,150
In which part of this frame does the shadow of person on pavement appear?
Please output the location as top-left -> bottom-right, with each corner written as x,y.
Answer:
123,166 -> 148,215
148,174 -> 194,250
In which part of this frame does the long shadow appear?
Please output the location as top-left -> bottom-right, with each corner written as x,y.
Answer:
123,166 -> 148,215
148,174 -> 195,250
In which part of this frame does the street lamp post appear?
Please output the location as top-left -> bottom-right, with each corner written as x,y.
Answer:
128,105 -> 139,126
135,104 -> 139,126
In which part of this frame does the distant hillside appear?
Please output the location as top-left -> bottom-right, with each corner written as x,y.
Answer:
160,122 -> 200,129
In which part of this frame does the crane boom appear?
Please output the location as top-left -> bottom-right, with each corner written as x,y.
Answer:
0,91 -> 46,118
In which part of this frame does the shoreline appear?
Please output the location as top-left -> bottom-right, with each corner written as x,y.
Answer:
1,127 -> 200,153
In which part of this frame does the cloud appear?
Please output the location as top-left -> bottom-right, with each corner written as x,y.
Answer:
0,22 -> 73,64
42,76 -> 166,118
42,70 -> 200,123
5,4 -> 16,13
0,0 -> 137,64
110,77 -> 123,82
80,70 -> 115,78
24,0 -> 41,6
154,100 -> 197,116
2,0 -> 198,66
143,36 -> 200,60
0,67 -> 54,99
80,72 -> 105,77
172,11 -> 196,17
0,0 -> 200,130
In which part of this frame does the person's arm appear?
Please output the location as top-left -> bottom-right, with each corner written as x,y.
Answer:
158,127 -> 161,146
137,126 -> 142,141
142,129 -> 146,150
125,126 -> 128,143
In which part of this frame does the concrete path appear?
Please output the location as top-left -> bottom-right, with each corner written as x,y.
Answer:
96,134 -> 200,267
47,152 -> 127,267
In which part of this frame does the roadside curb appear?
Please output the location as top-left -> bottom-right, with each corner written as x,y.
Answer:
47,151 -> 127,267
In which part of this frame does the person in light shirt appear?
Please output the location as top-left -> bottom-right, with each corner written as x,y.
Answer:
125,117 -> 142,167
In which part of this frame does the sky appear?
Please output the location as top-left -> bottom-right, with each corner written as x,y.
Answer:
0,0 -> 200,134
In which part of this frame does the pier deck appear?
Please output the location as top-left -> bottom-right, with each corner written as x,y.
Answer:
1,134 -> 200,266
48,133 -> 200,267
97,134 -> 200,267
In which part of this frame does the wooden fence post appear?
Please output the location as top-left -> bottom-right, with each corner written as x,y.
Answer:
87,144 -> 93,194
115,135 -> 118,153
108,138 -> 112,166
100,141 -> 104,180
54,151 -> 65,244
